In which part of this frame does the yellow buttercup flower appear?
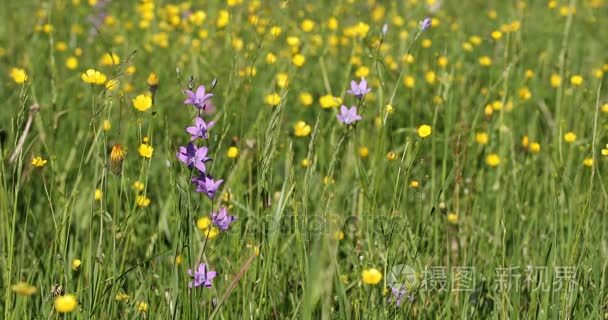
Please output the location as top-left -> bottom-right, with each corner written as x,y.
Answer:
216,10 -> 229,28
417,125 -> 432,138
469,36 -> 482,45
550,74 -> 562,87
299,92 -> 313,106
293,121 -> 312,137
319,94 -> 342,109
403,76 -> 415,88
425,71 -> 436,84
479,56 -> 492,67
72,259 -> 82,271
94,189 -> 103,200
132,181 -> 144,192
518,87 -> 532,100
265,93 -> 281,106
292,54 -> 306,67
361,268 -> 382,285
55,41 -> 68,51
475,132 -> 489,145
138,143 -> 153,158
197,216 -> 212,230
197,216 -> 219,239
31,156 -> 48,167
359,147 -> 369,158
491,30 -> 502,40
115,292 -> 130,302
11,282 -> 37,296
486,153 -> 501,167
10,68 -> 28,84
227,146 -> 239,158
521,136 -> 530,149
353,22 -> 370,37
132,94 -> 152,112
136,195 -> 151,207
529,142 -> 541,153
100,52 -> 120,66
327,17 -> 338,30
66,57 -> 79,70
54,294 -> 77,313
447,213 -> 459,224
266,52 -> 277,64
564,132 -> 576,143
301,19 -> 315,32
355,66 -> 369,78
301,158 -> 310,168
81,69 -> 106,85
270,26 -> 282,37
437,56 -> 448,68
137,301 -> 148,313
570,75 -> 583,86
276,73 -> 289,88
583,157 -> 594,167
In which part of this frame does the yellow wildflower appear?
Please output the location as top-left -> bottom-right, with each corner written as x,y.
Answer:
486,153 -> 501,167
418,125 -> 432,138
293,121 -> 312,137
265,93 -> 281,106
54,295 -> 77,313
132,94 -> 152,112
361,268 -> 382,285
71,259 -> 82,271
11,282 -> 37,296
227,146 -> 239,158
31,156 -> 48,167
10,68 -> 28,84
138,143 -> 153,158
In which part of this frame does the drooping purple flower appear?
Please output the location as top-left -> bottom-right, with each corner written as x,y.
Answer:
187,263 -> 216,288
336,105 -> 362,125
211,207 -> 237,231
419,17 -> 432,31
186,116 -> 215,141
192,174 -> 223,199
347,78 -> 371,99
184,85 -> 213,109
177,143 -> 211,173
389,285 -> 414,306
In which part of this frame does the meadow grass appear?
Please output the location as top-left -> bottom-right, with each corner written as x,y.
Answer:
1,0 -> 608,318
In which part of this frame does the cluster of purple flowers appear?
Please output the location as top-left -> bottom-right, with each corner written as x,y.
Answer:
337,17 -> 430,125
177,85 -> 223,199
389,284 -> 414,306
336,78 -> 368,125
177,84 -> 237,289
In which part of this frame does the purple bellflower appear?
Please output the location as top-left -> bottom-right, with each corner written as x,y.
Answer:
187,263 -> 216,288
177,143 -> 211,173
389,284 -> 414,306
211,207 -> 237,231
184,85 -> 213,109
336,105 -> 362,125
419,17 -> 432,31
186,116 -> 215,140
347,78 -> 371,99
192,174 -> 223,199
